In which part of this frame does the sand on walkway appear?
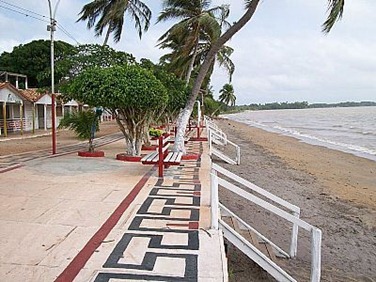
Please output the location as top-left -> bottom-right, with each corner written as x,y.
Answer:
214,118 -> 375,282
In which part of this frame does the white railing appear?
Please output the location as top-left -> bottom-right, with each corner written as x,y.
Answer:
208,130 -> 241,165
211,163 -> 322,282
208,124 -> 227,146
205,116 -> 227,145
205,116 -> 240,165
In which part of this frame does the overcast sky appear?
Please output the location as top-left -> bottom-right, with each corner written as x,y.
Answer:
0,0 -> 375,104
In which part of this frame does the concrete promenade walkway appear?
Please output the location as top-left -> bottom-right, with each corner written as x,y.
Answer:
0,132 -> 124,172
0,135 -> 227,281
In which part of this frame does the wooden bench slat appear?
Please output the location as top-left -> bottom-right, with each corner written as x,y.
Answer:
141,152 -> 158,163
161,144 -> 170,153
176,152 -> 183,161
165,152 -> 182,164
171,152 -> 183,163
152,154 -> 159,162
164,153 -> 173,163
169,153 -> 177,163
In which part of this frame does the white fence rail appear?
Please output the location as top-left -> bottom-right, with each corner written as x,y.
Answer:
205,116 -> 241,165
211,163 -> 322,282
205,116 -> 227,145
209,130 -> 240,165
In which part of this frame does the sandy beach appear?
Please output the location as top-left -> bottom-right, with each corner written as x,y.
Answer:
214,118 -> 376,281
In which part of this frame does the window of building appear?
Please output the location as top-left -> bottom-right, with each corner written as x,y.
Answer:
1,105 -> 11,119
12,104 -> 21,118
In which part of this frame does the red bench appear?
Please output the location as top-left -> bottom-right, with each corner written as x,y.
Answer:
141,135 -> 182,177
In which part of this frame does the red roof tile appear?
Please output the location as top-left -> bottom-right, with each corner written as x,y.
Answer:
18,88 -> 47,102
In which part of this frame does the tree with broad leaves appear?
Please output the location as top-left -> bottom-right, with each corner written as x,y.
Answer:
139,58 -> 189,124
63,65 -> 168,156
172,0 -> 345,154
58,44 -> 136,80
0,40 -> 74,88
139,58 -> 189,146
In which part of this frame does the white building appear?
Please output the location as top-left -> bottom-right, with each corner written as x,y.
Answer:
0,82 -> 83,137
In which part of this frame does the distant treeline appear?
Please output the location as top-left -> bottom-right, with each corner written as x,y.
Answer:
229,101 -> 376,112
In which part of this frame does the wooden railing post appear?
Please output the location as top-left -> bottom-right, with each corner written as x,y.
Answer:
289,210 -> 300,258
211,168 -> 219,230
311,228 -> 322,282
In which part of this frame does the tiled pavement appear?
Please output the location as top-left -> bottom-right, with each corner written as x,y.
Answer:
0,133 -> 123,172
0,136 -> 227,281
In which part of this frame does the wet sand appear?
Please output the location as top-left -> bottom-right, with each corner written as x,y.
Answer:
214,118 -> 376,282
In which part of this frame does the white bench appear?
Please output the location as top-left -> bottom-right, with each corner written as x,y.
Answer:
141,135 -> 182,177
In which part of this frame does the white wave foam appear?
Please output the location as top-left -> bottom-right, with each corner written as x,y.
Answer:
272,125 -> 376,158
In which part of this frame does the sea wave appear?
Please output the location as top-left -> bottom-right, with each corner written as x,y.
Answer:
271,125 -> 376,156
223,108 -> 376,162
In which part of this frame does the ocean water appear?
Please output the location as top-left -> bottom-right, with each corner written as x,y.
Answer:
222,106 -> 376,162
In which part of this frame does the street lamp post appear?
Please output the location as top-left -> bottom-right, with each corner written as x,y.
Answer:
47,0 -> 60,154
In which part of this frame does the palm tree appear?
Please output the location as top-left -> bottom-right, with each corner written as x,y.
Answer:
172,0 -> 345,153
77,0 -> 152,45
219,83 -> 236,107
157,0 -> 229,83
210,83 -> 235,116
159,34 -> 235,84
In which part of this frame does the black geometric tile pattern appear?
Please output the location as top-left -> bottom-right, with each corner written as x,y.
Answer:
93,141 -> 204,281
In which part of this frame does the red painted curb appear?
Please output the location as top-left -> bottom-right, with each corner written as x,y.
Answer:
189,137 -> 208,142
182,153 -> 201,161
77,151 -> 105,157
141,145 -> 158,151
54,168 -> 155,282
116,154 -> 143,162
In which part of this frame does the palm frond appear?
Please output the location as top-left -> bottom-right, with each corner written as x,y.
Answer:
322,0 -> 345,33
77,0 -> 151,44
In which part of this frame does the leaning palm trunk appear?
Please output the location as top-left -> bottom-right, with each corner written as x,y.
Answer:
173,0 -> 261,153
211,105 -> 222,116
103,24 -> 112,46
185,40 -> 199,84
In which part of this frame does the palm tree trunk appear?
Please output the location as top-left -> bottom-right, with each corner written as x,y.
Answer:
212,105 -> 222,116
185,40 -> 199,84
173,0 -> 261,153
103,24 -> 112,46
